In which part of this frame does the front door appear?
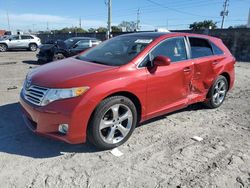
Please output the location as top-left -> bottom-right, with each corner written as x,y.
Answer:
145,37 -> 194,118
8,35 -> 21,48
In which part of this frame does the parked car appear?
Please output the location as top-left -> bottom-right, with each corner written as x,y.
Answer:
0,35 -> 41,52
37,37 -> 101,63
20,32 -> 235,150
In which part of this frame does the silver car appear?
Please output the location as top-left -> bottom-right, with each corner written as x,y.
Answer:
0,35 -> 41,52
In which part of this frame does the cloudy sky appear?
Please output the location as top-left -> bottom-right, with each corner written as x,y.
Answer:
0,0 -> 249,32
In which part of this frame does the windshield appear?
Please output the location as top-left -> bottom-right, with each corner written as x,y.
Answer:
64,38 -> 77,48
76,36 -> 153,66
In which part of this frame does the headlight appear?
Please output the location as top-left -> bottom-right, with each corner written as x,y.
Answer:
41,87 -> 89,106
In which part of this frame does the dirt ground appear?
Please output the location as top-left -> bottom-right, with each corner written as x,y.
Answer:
0,51 -> 249,188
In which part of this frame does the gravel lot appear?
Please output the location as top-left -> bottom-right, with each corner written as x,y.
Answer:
0,51 -> 249,188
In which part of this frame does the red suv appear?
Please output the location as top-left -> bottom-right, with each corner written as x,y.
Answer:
20,32 -> 235,149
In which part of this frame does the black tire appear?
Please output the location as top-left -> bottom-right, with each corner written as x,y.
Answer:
88,96 -> 138,150
0,44 -> 7,52
53,53 -> 65,61
29,43 -> 37,51
205,75 -> 228,109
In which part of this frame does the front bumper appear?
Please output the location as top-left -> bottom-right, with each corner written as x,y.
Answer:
19,94 -> 88,144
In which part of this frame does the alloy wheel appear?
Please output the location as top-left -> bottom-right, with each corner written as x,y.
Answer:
99,104 -> 133,144
212,79 -> 227,106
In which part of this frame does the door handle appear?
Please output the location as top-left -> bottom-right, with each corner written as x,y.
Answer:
184,67 -> 192,72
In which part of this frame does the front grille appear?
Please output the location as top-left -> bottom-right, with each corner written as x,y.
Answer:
23,85 -> 48,106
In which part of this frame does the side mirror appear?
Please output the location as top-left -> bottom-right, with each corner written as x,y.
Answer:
73,44 -> 78,48
9,38 -> 12,41
153,56 -> 171,66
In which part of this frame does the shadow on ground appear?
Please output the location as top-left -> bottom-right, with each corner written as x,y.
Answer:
0,102 -> 98,159
22,60 -> 39,65
0,102 -> 208,159
140,103 -> 208,126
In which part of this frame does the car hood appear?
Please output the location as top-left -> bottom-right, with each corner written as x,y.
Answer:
29,57 -> 118,88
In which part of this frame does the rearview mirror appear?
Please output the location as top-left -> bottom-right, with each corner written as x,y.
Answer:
153,56 -> 171,66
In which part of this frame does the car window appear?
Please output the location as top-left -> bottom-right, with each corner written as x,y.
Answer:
10,35 -> 20,40
210,42 -> 224,55
189,37 -> 213,58
75,40 -> 91,49
150,37 -> 187,63
21,35 -> 33,40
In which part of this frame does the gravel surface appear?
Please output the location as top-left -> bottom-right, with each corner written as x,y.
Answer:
0,51 -> 249,188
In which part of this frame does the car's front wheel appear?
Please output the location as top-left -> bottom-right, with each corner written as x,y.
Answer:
205,75 -> 228,108
0,44 -> 7,52
88,96 -> 137,150
53,53 -> 65,61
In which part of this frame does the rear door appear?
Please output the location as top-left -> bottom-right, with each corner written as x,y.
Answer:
145,37 -> 194,117
187,37 -> 218,94
20,35 -> 33,48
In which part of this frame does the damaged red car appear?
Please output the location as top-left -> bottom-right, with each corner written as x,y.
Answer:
20,32 -> 235,149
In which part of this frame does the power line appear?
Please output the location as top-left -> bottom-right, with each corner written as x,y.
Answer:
220,0 -> 229,28
145,0 -> 213,17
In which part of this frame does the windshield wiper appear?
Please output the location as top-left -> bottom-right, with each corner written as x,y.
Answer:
75,56 -> 107,65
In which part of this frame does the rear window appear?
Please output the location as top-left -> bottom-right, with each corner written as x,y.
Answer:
189,37 -> 213,58
210,42 -> 224,55
21,35 -> 34,39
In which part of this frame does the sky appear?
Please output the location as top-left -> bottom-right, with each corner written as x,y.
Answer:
0,0 -> 249,32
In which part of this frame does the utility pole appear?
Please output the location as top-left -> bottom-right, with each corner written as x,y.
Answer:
247,7 -> 250,28
6,11 -> 10,31
46,21 -> 49,31
79,17 -> 82,29
136,8 -> 141,31
107,0 -> 112,39
220,0 -> 229,29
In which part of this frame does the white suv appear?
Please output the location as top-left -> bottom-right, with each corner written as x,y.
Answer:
0,35 -> 41,52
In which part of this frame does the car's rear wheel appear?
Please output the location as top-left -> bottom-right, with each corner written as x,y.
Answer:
88,96 -> 137,150
29,43 -> 37,51
205,75 -> 228,108
0,44 -> 7,52
53,53 -> 65,61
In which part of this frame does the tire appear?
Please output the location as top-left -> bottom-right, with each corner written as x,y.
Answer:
205,75 -> 228,109
88,96 -> 137,150
53,53 -> 65,61
0,44 -> 7,52
29,43 -> 37,51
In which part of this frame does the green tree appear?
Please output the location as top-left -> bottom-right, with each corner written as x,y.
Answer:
189,20 -> 217,30
228,24 -> 247,29
97,27 -> 108,33
111,26 -> 122,32
118,21 -> 137,32
88,28 -> 97,33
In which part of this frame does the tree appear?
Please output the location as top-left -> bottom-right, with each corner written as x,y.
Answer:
228,24 -> 247,29
88,28 -> 96,33
118,21 -> 137,32
189,20 -> 217,30
56,27 -> 87,34
97,27 -> 108,33
111,26 -> 122,32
